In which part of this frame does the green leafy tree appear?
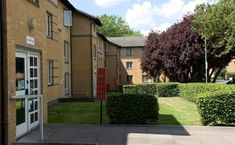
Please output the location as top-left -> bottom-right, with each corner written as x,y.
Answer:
193,0 -> 235,82
97,14 -> 142,37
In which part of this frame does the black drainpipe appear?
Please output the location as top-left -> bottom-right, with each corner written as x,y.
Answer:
0,0 -> 5,144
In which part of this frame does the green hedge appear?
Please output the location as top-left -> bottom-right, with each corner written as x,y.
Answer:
107,93 -> 158,124
197,91 -> 235,126
123,84 -> 157,95
156,83 -> 179,97
179,83 -> 234,103
123,83 -> 179,97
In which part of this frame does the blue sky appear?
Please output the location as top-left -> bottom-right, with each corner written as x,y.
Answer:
68,0 -> 217,35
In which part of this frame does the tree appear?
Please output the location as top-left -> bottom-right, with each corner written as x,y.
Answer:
141,16 -> 205,82
193,0 -> 235,82
97,14 -> 142,37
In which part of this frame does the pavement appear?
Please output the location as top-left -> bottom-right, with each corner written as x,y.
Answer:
15,124 -> 235,145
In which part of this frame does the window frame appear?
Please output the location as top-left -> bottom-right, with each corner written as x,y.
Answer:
48,61 -> 53,86
126,62 -> 133,69
28,0 -> 39,7
64,72 -> 69,95
127,75 -> 133,84
46,12 -> 53,38
126,48 -> 132,56
64,10 -> 72,27
64,41 -> 69,64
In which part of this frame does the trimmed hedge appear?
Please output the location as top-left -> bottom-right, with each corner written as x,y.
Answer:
123,83 -> 179,97
197,91 -> 235,126
106,93 -> 158,124
156,83 -> 179,97
179,83 -> 235,103
123,84 -> 157,95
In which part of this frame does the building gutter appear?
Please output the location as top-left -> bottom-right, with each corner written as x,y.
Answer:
0,0 -> 5,144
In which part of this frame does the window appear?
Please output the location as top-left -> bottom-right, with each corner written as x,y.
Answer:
64,73 -> 69,95
64,41 -> 69,63
127,75 -> 133,84
28,0 -> 39,7
64,10 -> 72,27
46,12 -> 52,38
117,49 -> 121,56
126,62 -> 133,69
48,61 -> 53,85
142,48 -> 145,54
126,48 -> 132,56
142,75 -> 148,83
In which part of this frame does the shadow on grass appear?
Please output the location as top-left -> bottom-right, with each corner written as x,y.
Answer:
158,114 -> 182,125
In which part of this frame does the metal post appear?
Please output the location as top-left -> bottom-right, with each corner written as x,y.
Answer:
205,37 -> 208,83
100,100 -> 102,124
40,95 -> 44,142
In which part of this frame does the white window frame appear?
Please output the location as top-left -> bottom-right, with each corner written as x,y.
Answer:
46,12 -> 52,38
64,10 -> 72,27
64,41 -> 69,63
64,73 -> 69,95
48,61 -> 53,85
126,62 -> 133,69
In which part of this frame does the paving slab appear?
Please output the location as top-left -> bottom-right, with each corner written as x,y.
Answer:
15,124 -> 235,145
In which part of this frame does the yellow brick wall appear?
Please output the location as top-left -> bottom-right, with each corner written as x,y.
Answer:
227,59 -> 235,73
5,0 -> 72,144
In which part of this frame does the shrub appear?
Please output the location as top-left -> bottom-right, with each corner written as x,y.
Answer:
123,83 -> 179,97
197,91 -> 235,126
106,93 -> 158,124
123,84 -> 157,95
179,83 -> 235,103
156,83 -> 179,97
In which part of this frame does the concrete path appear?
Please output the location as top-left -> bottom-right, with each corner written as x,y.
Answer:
15,124 -> 235,145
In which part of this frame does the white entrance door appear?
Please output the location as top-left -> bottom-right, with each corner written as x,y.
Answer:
16,52 -> 28,138
15,52 -> 40,138
28,55 -> 40,129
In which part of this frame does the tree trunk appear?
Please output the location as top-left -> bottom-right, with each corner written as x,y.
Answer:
212,66 -> 224,83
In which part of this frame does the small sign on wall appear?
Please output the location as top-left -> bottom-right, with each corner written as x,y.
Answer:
26,36 -> 35,45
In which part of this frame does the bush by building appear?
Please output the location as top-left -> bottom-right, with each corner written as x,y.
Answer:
106,93 -> 158,124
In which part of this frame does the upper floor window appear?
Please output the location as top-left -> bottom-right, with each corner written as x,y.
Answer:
28,0 -> 39,7
142,48 -> 145,54
64,10 -> 72,27
64,41 -> 69,63
117,49 -> 121,56
46,12 -> 53,38
126,62 -> 133,69
126,48 -> 132,56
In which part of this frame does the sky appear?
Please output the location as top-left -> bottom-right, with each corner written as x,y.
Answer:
68,0 -> 218,35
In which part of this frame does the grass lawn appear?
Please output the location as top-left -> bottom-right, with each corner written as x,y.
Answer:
48,101 -> 109,124
48,97 -> 201,125
158,97 -> 201,125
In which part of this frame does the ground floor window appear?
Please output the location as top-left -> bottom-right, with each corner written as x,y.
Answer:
142,75 -> 148,83
127,75 -> 133,84
48,61 -> 53,85
64,73 -> 69,95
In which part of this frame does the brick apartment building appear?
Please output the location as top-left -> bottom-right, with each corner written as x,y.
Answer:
0,0 -> 76,144
108,37 -> 154,85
